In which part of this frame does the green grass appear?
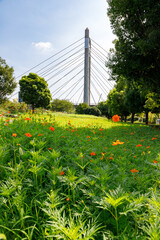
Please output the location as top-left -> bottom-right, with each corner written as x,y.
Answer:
0,112 -> 160,239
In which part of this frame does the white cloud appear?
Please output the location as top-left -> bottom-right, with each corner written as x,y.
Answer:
32,41 -> 53,53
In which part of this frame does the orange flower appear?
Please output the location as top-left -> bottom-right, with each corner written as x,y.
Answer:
8,111 -> 10,113
66,197 -> 70,201
90,152 -> 96,156
146,146 -> 150,149
5,119 -> 9,122
48,148 -> 52,150
4,123 -> 8,126
130,168 -> 139,173
153,160 -> 158,163
152,137 -> 157,140
62,136 -> 65,138
12,133 -> 17,137
133,156 -> 136,158
38,133 -> 43,136
99,128 -> 104,131
25,117 -> 31,121
112,140 -> 124,145
112,115 -> 120,122
60,171 -> 65,176
136,144 -> 142,147
86,136 -> 90,138
49,126 -> 55,131
25,133 -> 32,137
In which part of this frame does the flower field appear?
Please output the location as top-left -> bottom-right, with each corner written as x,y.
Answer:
0,112 -> 160,239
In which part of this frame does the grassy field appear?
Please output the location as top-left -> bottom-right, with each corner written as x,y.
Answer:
0,112 -> 160,239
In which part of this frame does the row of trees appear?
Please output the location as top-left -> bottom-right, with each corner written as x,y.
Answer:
105,0 -> 160,122
106,78 -> 160,124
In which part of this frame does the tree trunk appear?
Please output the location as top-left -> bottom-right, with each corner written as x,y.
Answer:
124,116 -> 127,122
131,113 -> 135,124
145,111 -> 149,125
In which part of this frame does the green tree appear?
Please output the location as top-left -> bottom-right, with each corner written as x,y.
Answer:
0,57 -> 17,104
51,99 -> 74,113
107,0 -> 160,93
107,88 -> 130,122
19,73 -> 52,111
124,86 -> 145,123
97,101 -> 111,118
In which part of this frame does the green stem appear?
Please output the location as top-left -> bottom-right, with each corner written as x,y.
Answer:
115,207 -> 119,237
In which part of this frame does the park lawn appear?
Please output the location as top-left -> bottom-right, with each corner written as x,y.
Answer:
0,112 -> 160,239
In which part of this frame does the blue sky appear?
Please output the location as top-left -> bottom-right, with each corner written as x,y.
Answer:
0,0 -> 116,102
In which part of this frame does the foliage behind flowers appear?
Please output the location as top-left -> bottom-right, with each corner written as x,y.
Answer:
2,100 -> 28,114
0,112 -> 160,239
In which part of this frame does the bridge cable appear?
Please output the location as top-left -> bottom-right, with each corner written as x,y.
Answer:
41,52 -> 84,78
36,46 -> 84,77
68,82 -> 84,103
91,38 -> 109,56
48,61 -> 84,89
15,37 -> 84,79
51,67 -> 83,96
91,61 -> 115,89
91,64 -> 114,91
91,71 -> 109,96
54,73 -> 83,97
63,76 -> 84,99
42,54 -> 84,83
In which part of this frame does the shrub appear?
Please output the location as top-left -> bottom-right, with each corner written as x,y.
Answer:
84,106 -> 101,116
51,99 -> 74,113
75,103 -> 89,114
2,100 -> 28,114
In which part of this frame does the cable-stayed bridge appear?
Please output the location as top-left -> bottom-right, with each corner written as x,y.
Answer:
11,28 -> 115,106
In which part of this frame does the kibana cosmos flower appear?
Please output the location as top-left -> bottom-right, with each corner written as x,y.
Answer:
25,117 -> 31,121
90,152 -> 96,156
49,126 -> 55,131
66,197 -> 70,201
112,115 -> 120,122
38,133 -> 43,136
25,133 -> 32,137
152,137 -> 157,140
153,160 -> 158,163
112,140 -> 124,146
130,168 -> 139,173
136,144 -> 142,147
60,171 -> 65,175
12,133 -> 17,137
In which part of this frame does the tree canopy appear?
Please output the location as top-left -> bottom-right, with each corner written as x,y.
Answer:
19,73 -> 52,111
0,57 -> 17,104
107,0 -> 160,92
